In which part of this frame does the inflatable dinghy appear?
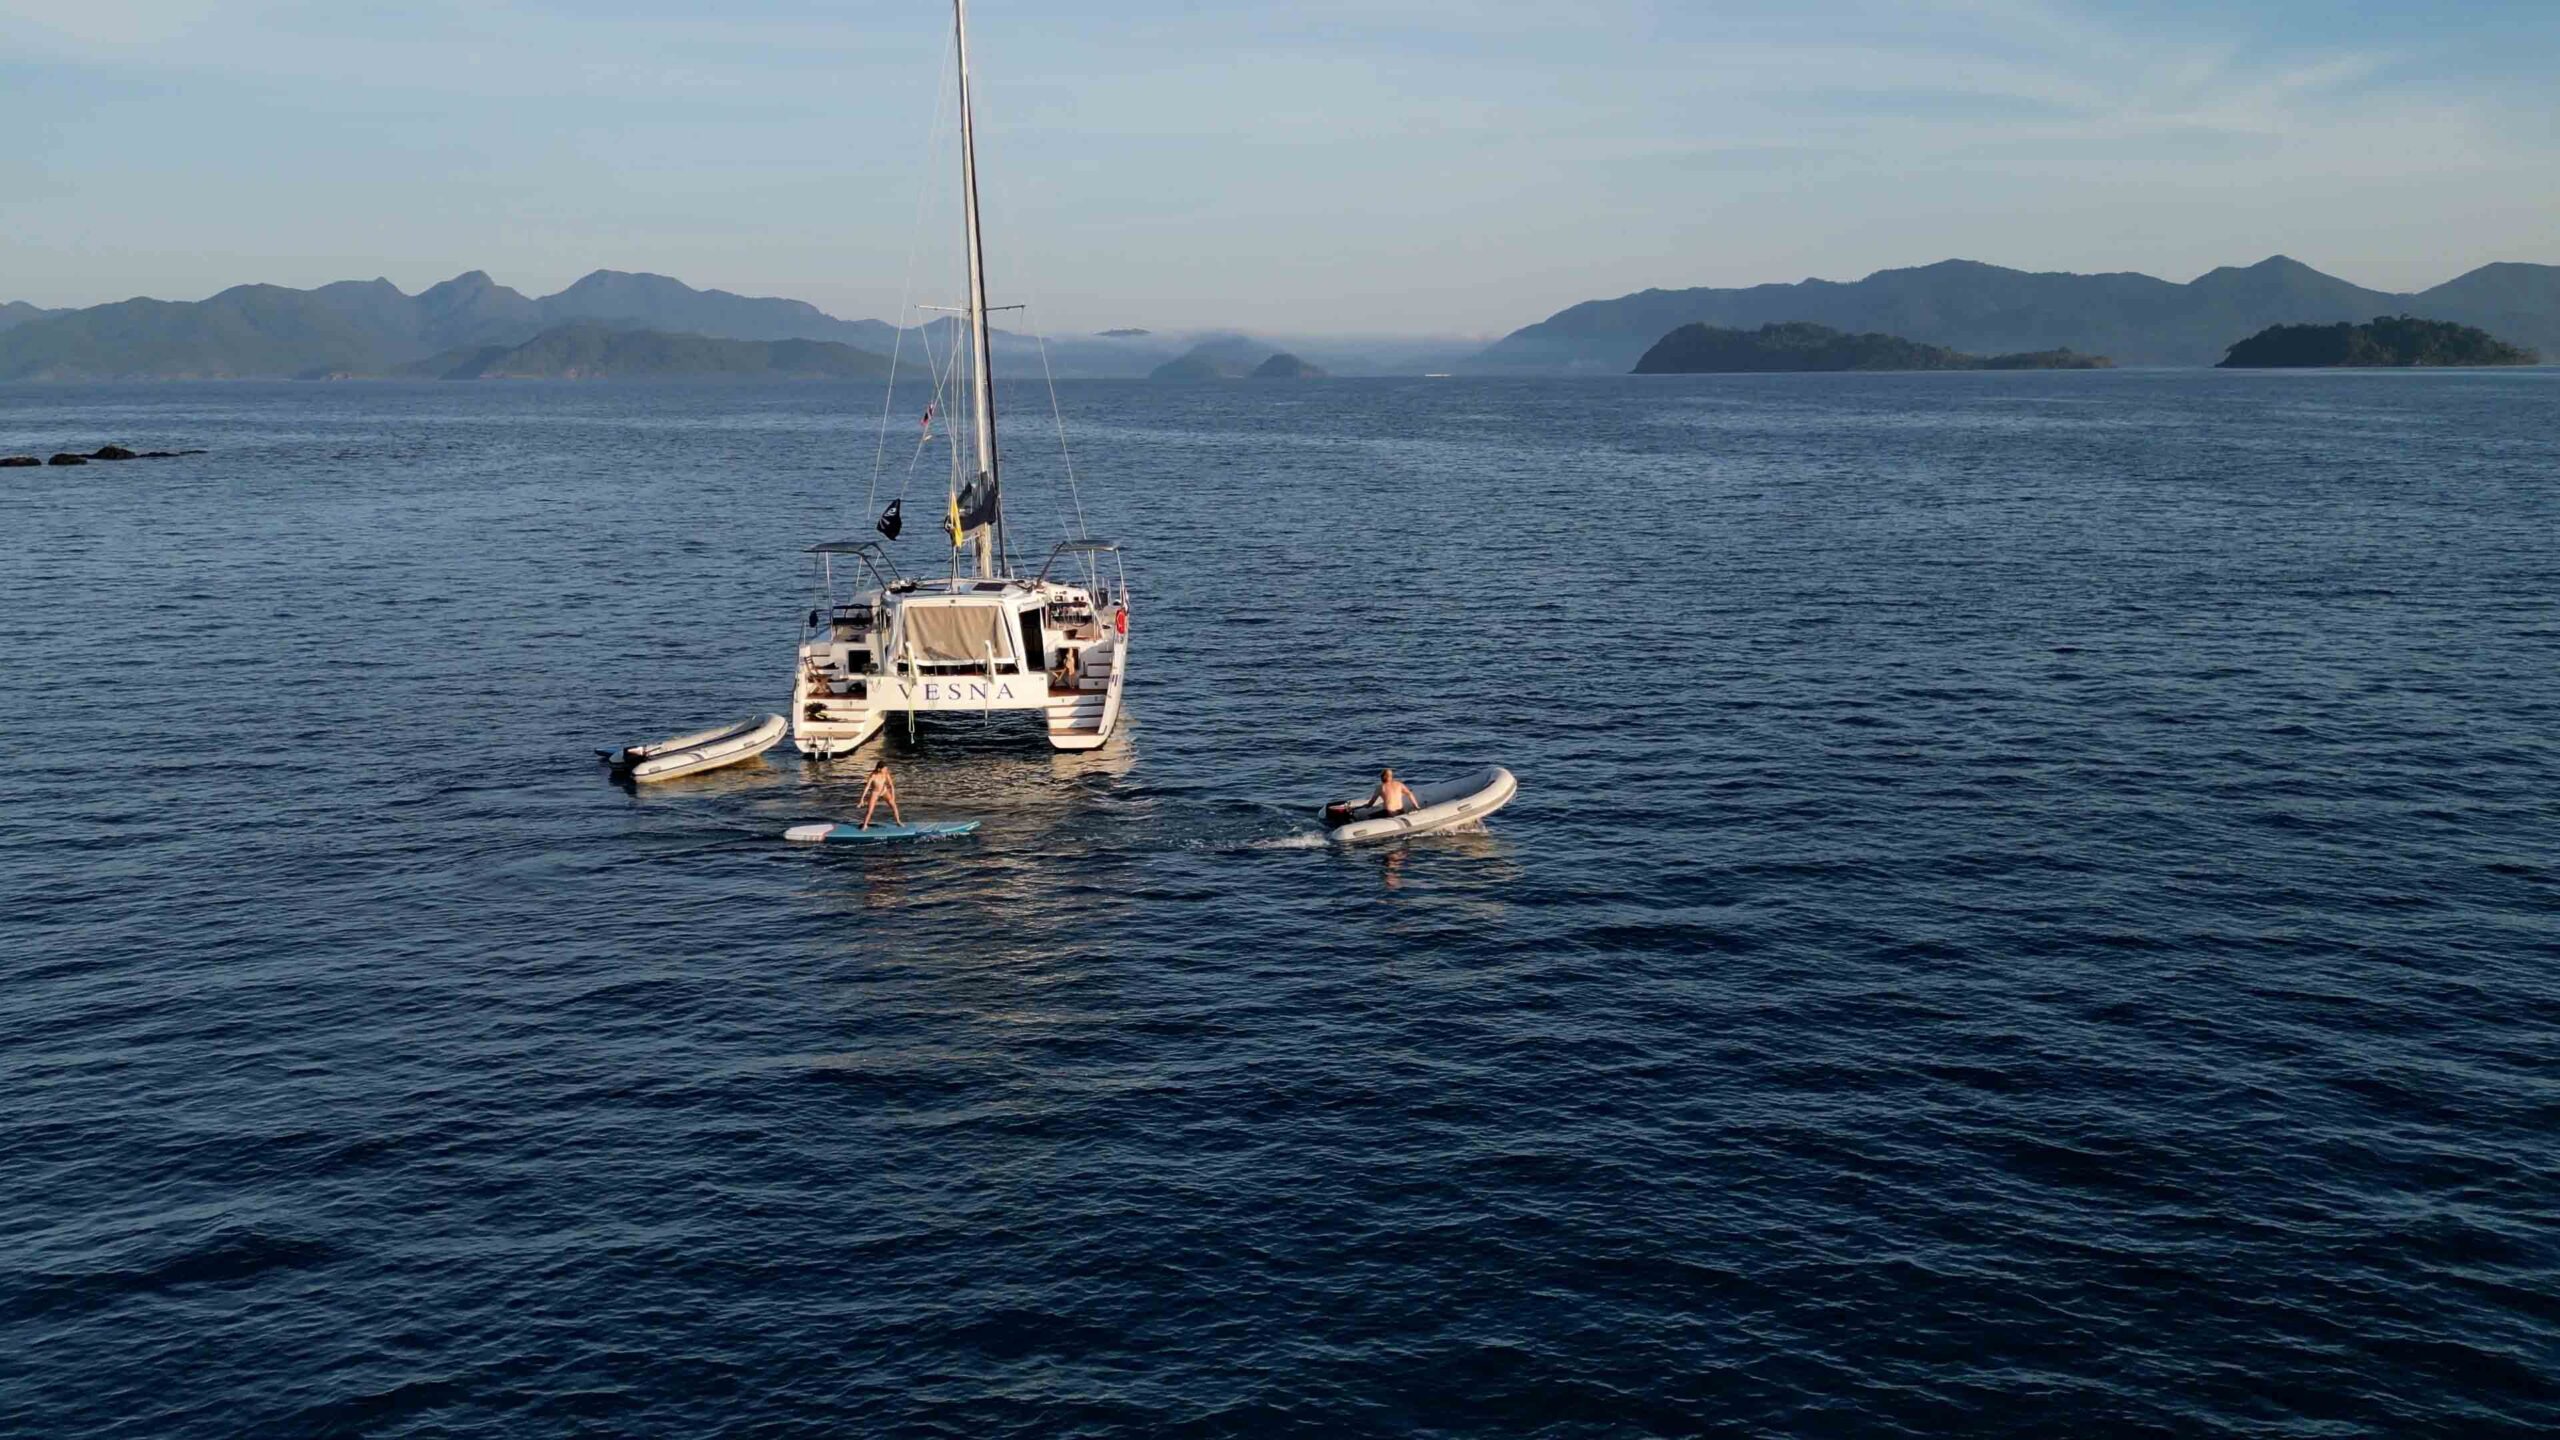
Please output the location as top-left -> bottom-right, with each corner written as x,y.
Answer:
783,819 -> 981,844
1320,766 -> 1517,846
601,713 -> 787,783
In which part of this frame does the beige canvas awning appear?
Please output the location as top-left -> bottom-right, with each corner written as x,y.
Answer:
902,603 -> 1009,663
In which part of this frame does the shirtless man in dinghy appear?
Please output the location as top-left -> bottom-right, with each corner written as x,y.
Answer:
1320,768 -> 1422,829
1366,768 -> 1420,817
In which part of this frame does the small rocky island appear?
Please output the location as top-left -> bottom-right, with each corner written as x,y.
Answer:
1250,352 -> 1328,380
1147,336 -> 1277,381
1633,321 -> 2111,373
2218,315 -> 2539,368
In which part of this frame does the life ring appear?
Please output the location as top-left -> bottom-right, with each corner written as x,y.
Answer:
1114,606 -> 1129,636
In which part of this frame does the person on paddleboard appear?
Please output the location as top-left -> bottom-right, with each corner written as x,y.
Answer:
1365,768 -> 1419,817
858,761 -> 902,830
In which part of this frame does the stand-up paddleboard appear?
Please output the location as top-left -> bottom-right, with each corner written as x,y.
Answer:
783,820 -> 981,843
1320,766 -> 1517,846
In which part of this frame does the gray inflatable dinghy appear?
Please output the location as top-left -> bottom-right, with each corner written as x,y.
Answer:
600,713 -> 787,783
1319,766 -> 1517,845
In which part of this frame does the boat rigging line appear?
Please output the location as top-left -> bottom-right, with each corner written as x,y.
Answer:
866,20 -> 958,526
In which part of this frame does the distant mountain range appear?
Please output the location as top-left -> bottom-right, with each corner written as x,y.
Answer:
0,270 -> 1466,381
0,269 -> 1250,381
0,301 -> 66,334
0,269 -> 904,380
15,254 -> 2553,381
1470,257 -> 2560,371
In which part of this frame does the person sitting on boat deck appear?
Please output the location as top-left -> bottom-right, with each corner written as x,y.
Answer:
1049,647 -> 1080,691
858,761 -> 902,830
1366,768 -> 1420,816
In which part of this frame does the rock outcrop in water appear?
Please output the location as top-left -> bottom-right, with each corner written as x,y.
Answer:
1633,321 -> 2112,373
2217,315 -> 2539,368
8,446 -> 203,466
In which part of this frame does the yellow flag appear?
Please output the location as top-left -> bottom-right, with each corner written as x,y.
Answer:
946,491 -> 964,546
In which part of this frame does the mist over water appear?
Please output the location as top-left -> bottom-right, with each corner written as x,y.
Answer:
4,371 -> 2556,1435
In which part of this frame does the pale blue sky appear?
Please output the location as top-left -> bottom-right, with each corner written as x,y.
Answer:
4,1 -> 2554,335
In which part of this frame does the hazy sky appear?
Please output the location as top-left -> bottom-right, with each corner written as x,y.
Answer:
5,1 -> 2556,335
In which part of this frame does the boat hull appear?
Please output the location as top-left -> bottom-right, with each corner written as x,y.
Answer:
1044,632 -> 1124,750
792,706 -> 887,758
793,605 -> 1126,755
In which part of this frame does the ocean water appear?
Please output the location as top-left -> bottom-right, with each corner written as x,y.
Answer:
3,370 -> 2556,1437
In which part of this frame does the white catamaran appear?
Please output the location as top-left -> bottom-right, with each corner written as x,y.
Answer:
791,0 -> 1129,758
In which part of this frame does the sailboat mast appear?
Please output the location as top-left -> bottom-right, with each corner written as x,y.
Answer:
953,0 -> 1002,574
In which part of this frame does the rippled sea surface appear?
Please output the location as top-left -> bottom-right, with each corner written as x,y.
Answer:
4,371 -> 2557,1437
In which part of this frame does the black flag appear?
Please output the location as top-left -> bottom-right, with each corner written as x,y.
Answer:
876,498 -> 903,540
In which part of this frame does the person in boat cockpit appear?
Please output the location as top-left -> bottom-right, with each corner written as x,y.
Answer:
1367,768 -> 1419,816
859,762 -> 902,830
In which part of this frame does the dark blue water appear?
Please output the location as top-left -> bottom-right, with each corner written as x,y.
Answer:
4,371 -> 2557,1437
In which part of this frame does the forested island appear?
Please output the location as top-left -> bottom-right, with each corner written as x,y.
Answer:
1632,321 -> 2111,374
1250,352 -> 1328,379
1147,335 -> 1279,381
392,323 -> 894,381
2217,315 -> 2539,368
